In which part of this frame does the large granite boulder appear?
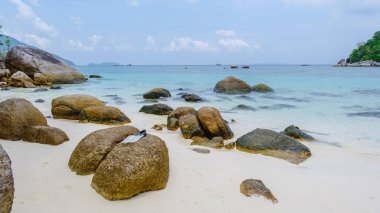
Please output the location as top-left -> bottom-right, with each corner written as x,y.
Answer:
23,126 -> 69,145
214,76 -> 251,94
251,83 -> 274,93
143,88 -> 171,99
0,99 -> 47,140
69,126 -> 139,175
91,134 -> 169,200
33,73 -> 52,86
282,125 -> 314,141
235,129 -> 311,164
179,114 -> 205,139
167,107 -> 196,131
240,179 -> 278,203
79,106 -> 130,125
51,94 -> 105,120
8,71 -> 35,88
0,144 -> 14,213
197,107 -> 234,140
5,45 -> 86,84
139,104 -> 173,115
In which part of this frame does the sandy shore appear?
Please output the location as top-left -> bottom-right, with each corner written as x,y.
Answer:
1,108 -> 380,213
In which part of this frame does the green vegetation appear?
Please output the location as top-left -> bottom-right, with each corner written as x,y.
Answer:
0,24 -> 11,58
348,31 -> 380,63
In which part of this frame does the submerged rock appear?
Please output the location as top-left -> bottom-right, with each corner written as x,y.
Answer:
23,126 -> 69,145
0,144 -> 15,213
282,125 -> 314,141
167,107 -> 197,131
240,179 -> 278,203
191,148 -> 211,154
35,99 -> 45,103
181,93 -> 202,102
139,104 -> 174,115
197,107 -> 234,140
179,114 -> 205,139
34,88 -> 49,92
91,134 -> 169,200
79,106 -> 130,125
89,75 -> 102,78
69,126 -> 139,175
233,104 -> 256,111
235,129 -> 311,164
51,94 -> 105,120
214,76 -> 251,94
143,88 -> 171,99
50,85 -> 62,90
191,136 -> 224,149
251,84 -> 274,93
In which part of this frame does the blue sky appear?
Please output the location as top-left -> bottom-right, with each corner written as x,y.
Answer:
0,0 -> 379,65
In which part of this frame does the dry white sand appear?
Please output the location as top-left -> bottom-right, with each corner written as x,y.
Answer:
1,111 -> 380,213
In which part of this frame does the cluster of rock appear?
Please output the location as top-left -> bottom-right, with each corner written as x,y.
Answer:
51,94 -> 130,125
0,45 -> 86,89
0,144 -> 14,213
68,126 -> 169,200
0,99 -> 69,145
336,59 -> 380,67
214,76 -> 273,94
142,87 -> 203,103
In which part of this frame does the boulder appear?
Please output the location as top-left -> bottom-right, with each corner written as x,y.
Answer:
251,83 -> 274,93
51,94 -> 105,120
240,179 -> 278,203
197,107 -> 234,140
235,129 -> 311,164
68,126 -> 139,175
179,114 -> 205,139
0,144 -> 15,213
23,126 -> 69,145
89,75 -> 102,78
8,71 -> 35,88
143,88 -> 171,99
282,125 -> 314,141
0,68 -> 10,79
33,73 -> 52,86
79,106 -> 130,125
91,134 -> 169,200
191,136 -> 224,149
167,107 -> 197,131
50,85 -> 62,90
5,45 -> 86,84
214,76 -> 251,94
0,99 -> 47,140
139,104 -> 174,115
181,93 -> 202,102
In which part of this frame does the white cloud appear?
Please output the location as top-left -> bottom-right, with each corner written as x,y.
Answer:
145,36 -> 158,51
68,34 -> 102,51
163,37 -> 217,52
216,29 -> 237,37
70,15 -> 84,30
126,0 -> 139,7
4,30 -> 51,48
218,38 -> 253,50
9,0 -> 57,36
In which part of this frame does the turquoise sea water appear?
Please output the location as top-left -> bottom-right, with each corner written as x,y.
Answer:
2,65 -> 380,153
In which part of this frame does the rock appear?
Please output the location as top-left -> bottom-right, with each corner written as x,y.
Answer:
214,76 -> 251,94
50,85 -> 62,89
91,134 -> 169,200
0,144 -> 15,213
233,104 -> 256,111
337,59 -> 347,67
152,124 -> 163,131
139,104 -> 174,115
191,148 -> 210,154
282,125 -> 314,141
242,65 -> 250,69
79,106 -> 130,125
167,107 -> 197,131
225,142 -> 236,150
0,69 -> 10,78
22,126 -> 69,145
235,129 -> 311,164
181,93 -> 202,102
51,94 -> 105,120
197,107 -> 234,140
68,126 -> 139,175
191,136 -> 224,149
251,84 -> 274,93
33,73 -> 52,86
143,88 -> 171,99
240,179 -> 278,203
5,45 -> 86,84
8,71 -> 35,88
231,119 -> 236,123
230,65 -> 239,69
0,99 -> 47,140
179,114 -> 205,139
337,60 -> 380,67
35,99 -> 45,103
33,88 -> 49,92
89,75 -> 102,78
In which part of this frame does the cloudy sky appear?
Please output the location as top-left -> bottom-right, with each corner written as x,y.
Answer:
0,0 -> 379,65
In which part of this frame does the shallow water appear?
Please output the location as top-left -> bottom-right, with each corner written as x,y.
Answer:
2,65 -> 380,153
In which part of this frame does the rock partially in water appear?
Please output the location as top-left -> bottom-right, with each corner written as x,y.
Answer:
69,126 -> 139,175
236,129 -> 311,164
0,144 -> 15,213
181,93 -> 202,102
35,99 -> 45,103
139,104 -> 174,115
233,104 -> 256,111
167,107 -> 197,131
197,107 -> 234,140
251,83 -> 274,93
34,88 -> 49,92
143,88 -> 171,99
91,134 -> 169,200
240,179 -> 278,203
79,106 -> 131,125
50,85 -> 62,90
23,126 -> 69,145
191,136 -> 224,149
191,148 -> 211,154
282,125 -> 314,141
179,114 -> 205,139
89,75 -> 102,78
214,76 -> 251,94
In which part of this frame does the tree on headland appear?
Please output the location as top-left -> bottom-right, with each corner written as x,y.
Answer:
348,31 -> 380,63
0,24 -> 11,58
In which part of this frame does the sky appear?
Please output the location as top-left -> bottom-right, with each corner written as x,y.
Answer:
0,0 -> 379,65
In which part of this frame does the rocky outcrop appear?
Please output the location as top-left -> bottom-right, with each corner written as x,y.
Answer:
7,71 -> 35,88
214,76 -> 251,94
143,88 -> 171,99
336,59 -> 380,67
179,114 -> 205,139
69,126 -> 139,175
5,45 -> 86,84
251,84 -> 274,93
0,99 -> 47,140
0,144 -> 14,213
167,107 -> 197,131
235,129 -> 311,164
79,106 -> 130,125
240,179 -> 278,203
197,107 -> 234,140
51,94 -> 105,120
23,126 -> 69,145
191,136 -> 224,149
91,134 -> 169,200
139,104 -> 174,115
282,125 -> 314,141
